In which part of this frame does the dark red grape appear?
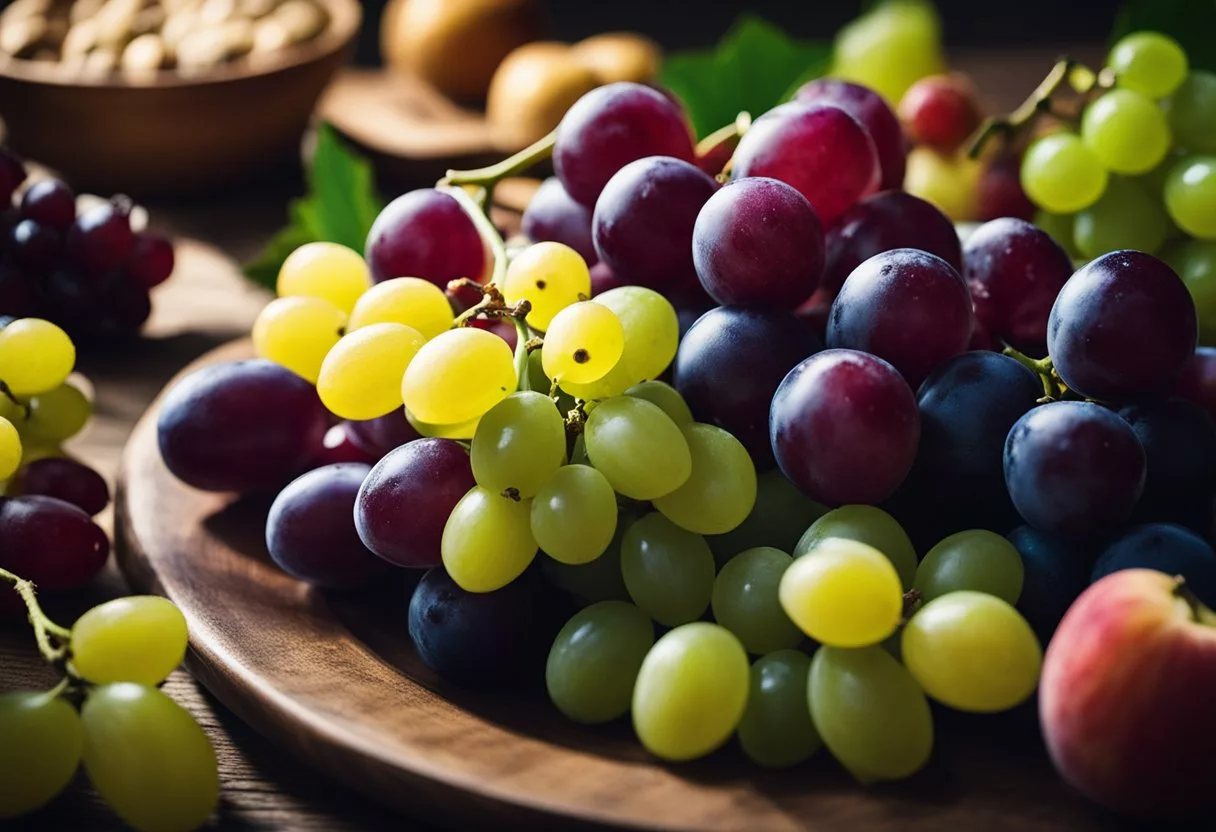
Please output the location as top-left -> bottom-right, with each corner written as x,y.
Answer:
977,157 -> 1036,222
125,232 -> 175,289
365,189 -> 486,287
589,261 -> 625,296
897,73 -> 984,153
8,219 -> 62,273
521,177 -> 597,265
157,359 -> 330,493
0,263 -> 39,317
1092,523 -> 1216,606
1177,347 -> 1216,419
1047,251 -> 1198,400
311,423 -> 379,468
692,177 -> 823,309
469,316 -> 518,350
99,277 -> 152,334
1007,525 -> 1092,642
0,149 -> 26,205
0,496 -> 108,590
695,131 -> 738,177
344,407 -> 421,460
1004,401 -> 1146,539
827,248 -> 973,388
1119,400 -> 1216,530
19,458 -> 110,517
20,179 -> 75,231
41,270 -> 100,338
355,438 -> 475,568
554,82 -> 695,209
770,349 -> 919,506
794,78 -> 906,191
67,198 -> 135,274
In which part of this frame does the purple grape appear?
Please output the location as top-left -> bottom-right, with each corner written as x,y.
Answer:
554,82 -> 695,209
1048,251 -> 1198,400
1091,523 -> 1216,606
732,102 -> 880,228
99,277 -> 152,334
826,248 -> 973,388
964,218 -> 1073,355
822,191 -> 961,298
125,232 -> 175,289
770,349 -> 919,506
0,263 -> 39,317
157,359 -> 329,493
1004,401 -> 1146,540
0,495 -> 108,590
66,198 -> 135,274
675,307 -> 821,469
589,260 -> 625,296
793,78 -> 906,191
1119,400 -> 1216,530
19,458 -> 110,517
1007,525 -> 1092,642
355,438 -> 475,568
344,407 -> 421,460
692,177 -> 823,309
592,156 -> 716,294
41,270 -> 100,337
0,149 -> 27,205
1177,346 -> 1216,420
20,179 -> 75,231
310,423 -> 379,468
8,219 -> 62,273
365,189 -> 486,287
521,178 -> 597,265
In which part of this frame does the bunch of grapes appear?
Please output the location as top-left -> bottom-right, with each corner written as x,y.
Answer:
0,148 -> 174,339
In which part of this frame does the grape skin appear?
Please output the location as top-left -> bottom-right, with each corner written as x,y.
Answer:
620,513 -> 716,626
794,78 -> 906,191
711,547 -> 802,655
470,392 -> 566,500
913,529 -> 1025,605
70,597 -> 189,686
0,691 -> 83,820
584,397 -> 691,501
795,504 -> 917,590
652,423 -> 757,536
737,650 -> 821,768
546,601 -> 654,724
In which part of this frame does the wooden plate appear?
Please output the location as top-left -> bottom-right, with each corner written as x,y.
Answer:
116,342 -> 1117,831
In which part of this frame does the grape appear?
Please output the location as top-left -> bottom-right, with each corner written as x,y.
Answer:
554,82 -> 695,209
8,219 -> 61,273
770,349 -> 919,507
1163,155 -> 1216,240
251,296 -> 346,384
898,73 -> 984,153
733,102 -> 880,228
347,277 -> 455,341
544,301 -> 624,385
827,248 -> 972,388
66,199 -> 134,273
531,464 -> 617,565
406,411 -> 480,441
620,512 -> 715,626
0,416 -> 19,479
546,600 -> 654,724
831,0 -> 944,105
1164,239 -> 1216,344
1177,346 -> 1216,419
584,397 -> 690,500
18,457 -> 110,516
808,644 -> 933,783
736,650 -> 820,768
318,323 -> 425,421
125,232 -> 175,290
0,264 -> 39,317
707,469 -> 828,566
344,407 -> 421,459
1081,89 -> 1171,175
903,145 -> 981,221
1034,209 -> 1081,258
793,78 -> 906,191
1108,32 -> 1188,98
651,423 -> 756,535
81,683 -> 218,832
963,217 -> 1075,354
471,392 -> 565,499
1047,251 -> 1197,400
442,485 -> 537,592
1167,71 -> 1216,154
624,380 -> 692,424
591,156 -> 717,294
13,381 -> 87,444
521,177 -> 597,265
631,622 -> 749,761
1075,175 -> 1169,259
541,516 -> 632,605
711,547 -> 801,654
795,506 -> 917,590
311,423 -> 378,468
0,691 -> 82,820
1007,525 -> 1093,643
157,360 -> 329,492
364,188 -> 486,286
503,242 -> 592,331
822,190 -> 962,299
401,327 -> 516,425
902,591 -> 1042,712
277,241 -> 370,314
1021,132 -> 1108,214
70,596 -> 188,686
0,148 -> 27,205
692,177 -> 823,309
977,155 -> 1037,222
0,496 -> 108,589
1004,401 -> 1146,539
1092,523 -> 1216,607
914,529 -> 1024,604
780,537 -> 903,647
0,318 -> 75,396
1119,400 -> 1216,528
589,261 -> 623,295
675,306 -> 820,468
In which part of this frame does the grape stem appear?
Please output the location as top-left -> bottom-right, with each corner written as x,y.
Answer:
695,111 -> 753,179
1002,346 -> 1062,401
1174,576 -> 1216,626
441,129 -> 558,208
512,318 -> 532,393
0,567 -> 72,664
0,381 -> 30,418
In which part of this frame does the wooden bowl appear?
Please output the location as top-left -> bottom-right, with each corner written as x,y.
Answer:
0,0 -> 361,196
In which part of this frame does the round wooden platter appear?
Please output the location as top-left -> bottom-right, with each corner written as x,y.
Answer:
115,342 -> 1118,831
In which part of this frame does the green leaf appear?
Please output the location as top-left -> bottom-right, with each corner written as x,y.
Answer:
1111,0 -> 1216,73
660,15 -> 832,139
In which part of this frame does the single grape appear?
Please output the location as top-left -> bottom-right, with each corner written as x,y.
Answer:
1021,132 -> 1108,214
1007,525 -> 1093,643
584,396 -> 691,500
1168,71 -> 1216,154
317,323 -> 425,421
251,296 -> 346,384
540,515 -> 632,605
1074,177 -> 1169,259
365,188 -> 486,286
976,154 -> 1037,222
70,596 -> 188,686
914,529 -> 1024,604
1081,89 -> 1171,175
442,485 -> 537,592
736,650 -> 820,768
707,469 -> 828,567
903,145 -> 981,221
546,600 -> 654,724
66,199 -> 134,274
521,177 -> 597,265
98,277 -> 153,336
1119,400 -> 1216,528
589,260 -> 623,294
125,232 -> 175,290
18,457 -> 110,516
0,318 -> 75,396
0,690 -> 82,820
471,391 -> 565,499
345,407 -> 421,459
531,464 -> 617,565
0,416 -> 20,480
624,380 -> 692,424
652,423 -> 756,535
0,496 -> 108,589
1164,155 -> 1216,240
1092,524 -> 1216,607
544,301 -> 625,385
711,547 -> 801,654
794,78 -> 906,190
8,219 -> 62,273
1177,346 -> 1216,419
347,277 -> 454,340
780,537 -> 903,647
1108,32 -> 1188,98
1163,239 -> 1216,345
311,422 -> 378,468
898,73 -> 984,153
620,512 -> 715,626
277,242 -> 370,314
401,327 -> 516,425
503,241 -> 592,330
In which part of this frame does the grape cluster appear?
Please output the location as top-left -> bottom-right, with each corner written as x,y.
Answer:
0,148 -> 174,339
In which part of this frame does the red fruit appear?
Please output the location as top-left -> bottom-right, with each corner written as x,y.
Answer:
899,73 -> 985,153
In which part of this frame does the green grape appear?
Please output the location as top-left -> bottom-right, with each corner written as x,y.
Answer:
1167,71 -> 1216,154
832,0 -> 944,105
470,392 -> 566,499
546,601 -> 654,724
503,241 -> 592,331
405,410 -> 479,440
540,515 -> 632,605
545,301 -> 625,386
620,512 -> 715,626
251,296 -> 345,384
441,485 -> 537,592
1081,89 -> 1171,175
81,683 -> 219,832
0,318 -> 77,397
70,596 -> 188,686
653,423 -> 756,535
531,464 -> 617,564
21,382 -> 92,444
0,691 -> 83,819
583,396 -> 691,500
0,416 -> 21,480
1033,210 -> 1080,258
1073,176 -> 1169,258
707,470 -> 828,567
561,286 -> 679,400
526,349 -> 576,414
1107,31 -> 1188,99
401,327 -> 517,424
347,276 -> 454,340
710,547 -> 801,654
1021,132 -> 1109,214
632,622 -> 749,761
902,591 -> 1042,713
317,323 -> 426,420
913,529 -> 1024,604
569,432 -> 590,466
737,650 -> 821,768
1164,155 -> 1216,240
625,380 -> 692,424
780,538 -> 903,648
795,504 -> 917,589
809,645 -> 933,783
904,146 -> 980,222
277,241 -> 370,315
1163,238 -> 1216,344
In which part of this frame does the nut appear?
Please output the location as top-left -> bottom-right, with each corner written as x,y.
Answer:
571,32 -> 661,84
487,41 -> 600,147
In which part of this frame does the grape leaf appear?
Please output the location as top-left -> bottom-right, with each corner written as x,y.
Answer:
1111,0 -> 1216,73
